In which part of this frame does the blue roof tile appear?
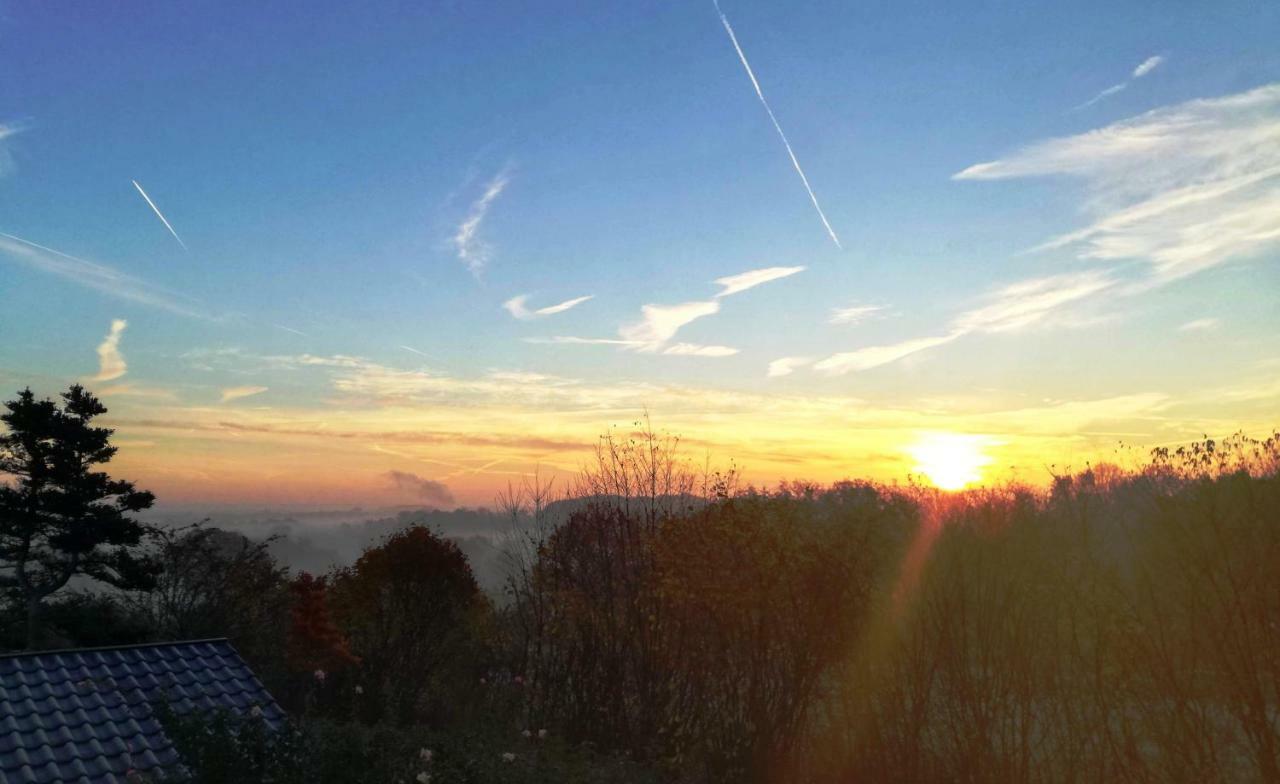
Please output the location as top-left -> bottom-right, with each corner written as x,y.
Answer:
0,639 -> 285,783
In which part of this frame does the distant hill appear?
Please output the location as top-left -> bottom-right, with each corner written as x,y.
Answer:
144,494 -> 711,599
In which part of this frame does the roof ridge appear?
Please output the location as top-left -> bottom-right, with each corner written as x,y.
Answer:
0,638 -> 230,660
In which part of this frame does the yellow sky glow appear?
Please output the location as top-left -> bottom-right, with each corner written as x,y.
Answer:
77,354 -> 1279,508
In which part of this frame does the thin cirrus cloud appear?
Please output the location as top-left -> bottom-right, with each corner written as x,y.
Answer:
662,343 -> 740,357
951,271 -> 1117,333
0,231 -> 211,319
1075,54 -> 1165,109
812,333 -> 963,376
828,304 -> 887,326
807,271 -> 1116,376
89,319 -> 129,382
0,120 -> 27,176
503,294 -> 594,320
1178,317 -> 1220,333
132,180 -> 188,251
171,349 -> 1196,462
712,1 -> 841,249
713,266 -> 806,297
524,336 -> 646,347
452,169 -> 510,277
96,383 -> 177,401
220,385 -> 269,403
127,344 -> 1241,491
958,83 -> 1280,285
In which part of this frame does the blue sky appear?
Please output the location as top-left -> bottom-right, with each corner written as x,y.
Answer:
2,1 -> 1278,505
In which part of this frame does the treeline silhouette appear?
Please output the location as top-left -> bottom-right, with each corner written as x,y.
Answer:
2,387 -> 1278,783
149,500 -> 623,593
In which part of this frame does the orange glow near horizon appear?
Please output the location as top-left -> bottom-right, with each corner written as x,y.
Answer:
75,372 -> 1274,510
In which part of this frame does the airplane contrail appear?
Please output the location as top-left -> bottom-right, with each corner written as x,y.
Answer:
132,180 -> 188,251
1072,55 -> 1165,111
713,0 -> 842,249
400,345 -> 439,360
0,230 -> 209,318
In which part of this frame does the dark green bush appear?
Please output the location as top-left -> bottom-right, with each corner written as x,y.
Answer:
158,707 -> 659,784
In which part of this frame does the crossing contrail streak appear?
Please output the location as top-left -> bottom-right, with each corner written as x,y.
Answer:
132,179 -> 188,251
713,1 -> 842,249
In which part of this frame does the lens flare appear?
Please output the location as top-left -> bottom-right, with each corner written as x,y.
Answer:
907,433 -> 993,490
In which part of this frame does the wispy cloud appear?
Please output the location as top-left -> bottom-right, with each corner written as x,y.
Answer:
246,351 -> 1186,446
503,294 -> 594,320
90,319 -> 129,382
0,231 -> 211,318
221,385 -> 269,403
383,470 -> 454,506
712,1 -> 841,248
182,349 -> 367,374
1074,53 -> 1165,109
546,265 -> 803,357
714,265 -> 806,297
829,304 -> 887,326
808,271 -> 1115,375
1178,317 -> 1220,332
959,83 -> 1280,284
620,300 -> 723,349
524,336 -> 646,347
485,370 -> 564,385
96,383 -> 177,401
617,266 -> 798,352
952,271 -> 1116,333
289,354 -> 365,369
767,356 -> 813,377
662,343 -> 739,357
453,169 -> 510,276
1132,55 -> 1165,79
0,121 -> 27,176
132,180 -> 188,251
813,333 -> 961,375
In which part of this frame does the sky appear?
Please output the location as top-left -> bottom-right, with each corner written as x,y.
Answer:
2,0 -> 1278,509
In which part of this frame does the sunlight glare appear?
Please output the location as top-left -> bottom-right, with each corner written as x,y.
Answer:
908,433 -> 993,490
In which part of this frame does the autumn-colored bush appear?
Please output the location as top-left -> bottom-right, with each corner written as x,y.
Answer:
287,572 -> 359,677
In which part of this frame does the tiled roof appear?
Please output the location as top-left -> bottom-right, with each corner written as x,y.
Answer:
0,638 -> 286,784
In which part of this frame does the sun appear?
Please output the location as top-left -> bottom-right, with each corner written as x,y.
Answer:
907,433 -> 993,491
